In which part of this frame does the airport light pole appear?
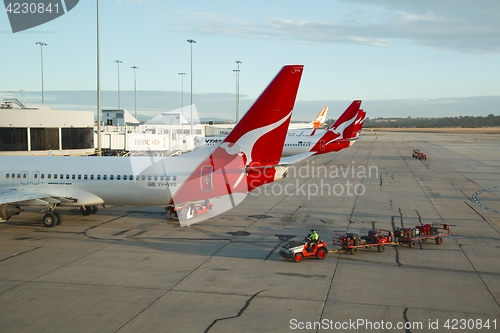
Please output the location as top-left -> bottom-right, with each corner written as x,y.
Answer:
187,39 -> 196,136
96,0 -> 101,155
234,60 -> 242,122
114,60 -> 122,110
179,72 -> 186,130
131,66 -> 138,118
178,72 -> 186,112
35,42 -> 47,104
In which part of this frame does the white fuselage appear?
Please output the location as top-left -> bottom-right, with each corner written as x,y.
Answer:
0,151 -> 214,207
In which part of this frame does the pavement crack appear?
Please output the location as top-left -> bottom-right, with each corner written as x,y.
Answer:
415,210 -> 422,225
399,208 -> 404,228
264,243 -> 280,261
204,290 -> 265,333
394,245 -> 402,267
402,308 -> 412,333
0,246 -> 42,263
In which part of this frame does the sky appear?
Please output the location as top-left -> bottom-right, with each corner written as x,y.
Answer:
1,0 -> 500,120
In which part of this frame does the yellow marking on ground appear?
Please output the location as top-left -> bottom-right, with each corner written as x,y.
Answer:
378,172 -> 411,191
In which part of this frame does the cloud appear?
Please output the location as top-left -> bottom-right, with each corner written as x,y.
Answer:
161,0 -> 500,54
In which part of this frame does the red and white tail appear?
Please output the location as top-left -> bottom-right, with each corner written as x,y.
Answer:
171,65 -> 304,209
353,109 -> 366,136
310,100 -> 361,154
222,65 -> 304,168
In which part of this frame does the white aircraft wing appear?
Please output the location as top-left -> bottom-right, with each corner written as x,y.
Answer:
0,189 -> 66,206
279,152 -> 315,166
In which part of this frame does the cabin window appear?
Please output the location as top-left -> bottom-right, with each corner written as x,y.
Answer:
103,175 -> 107,180
84,175 -> 88,180
91,175 -> 94,180
173,176 -> 177,181
11,173 -> 15,178
129,175 -> 133,180
160,176 -> 164,181
23,174 -> 27,179
141,175 -> 145,181
166,176 -> 170,181
17,174 -> 21,179
136,175 -> 139,181
78,175 -> 81,180
117,175 -> 121,180
48,174 -> 51,179
54,174 -> 58,179
97,175 -> 101,180
110,175 -> 114,180
148,175 -> 152,181
34,174 -> 38,179
154,175 -> 158,181
5,174 -> 9,179
41,174 -> 44,179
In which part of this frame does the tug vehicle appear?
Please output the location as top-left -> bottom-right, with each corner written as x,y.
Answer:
280,237 -> 328,262
412,148 -> 427,160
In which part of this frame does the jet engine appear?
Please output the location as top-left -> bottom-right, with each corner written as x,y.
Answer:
0,204 -> 21,220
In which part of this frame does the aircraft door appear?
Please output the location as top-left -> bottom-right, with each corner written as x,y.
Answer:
200,166 -> 213,191
320,140 -> 325,151
32,171 -> 40,185
21,171 -> 29,185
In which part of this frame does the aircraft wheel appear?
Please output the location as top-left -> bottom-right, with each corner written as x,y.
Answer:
91,206 -> 98,214
42,213 -> 58,228
80,206 -> 92,216
53,211 -> 63,225
293,253 -> 304,262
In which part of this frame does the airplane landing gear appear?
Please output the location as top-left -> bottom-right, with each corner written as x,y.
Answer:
80,205 -> 98,216
42,204 -> 61,228
42,212 -> 58,227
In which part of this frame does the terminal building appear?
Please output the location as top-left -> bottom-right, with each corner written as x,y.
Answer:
0,98 -> 94,156
0,98 -> 207,156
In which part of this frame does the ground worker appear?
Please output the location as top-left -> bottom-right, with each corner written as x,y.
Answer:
306,229 -> 319,251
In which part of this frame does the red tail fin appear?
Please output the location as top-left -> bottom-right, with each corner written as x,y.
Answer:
353,109 -> 366,135
223,65 -> 304,167
328,100 -> 362,131
310,100 -> 361,154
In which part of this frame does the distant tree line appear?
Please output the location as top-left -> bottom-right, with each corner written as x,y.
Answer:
326,114 -> 500,128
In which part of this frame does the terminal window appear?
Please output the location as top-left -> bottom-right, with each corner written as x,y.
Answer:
61,128 -> 94,150
0,128 -> 28,151
30,128 -> 59,151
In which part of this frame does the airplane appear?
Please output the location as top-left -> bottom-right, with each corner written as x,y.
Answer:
0,65 -> 304,227
288,106 -> 329,133
198,101 -> 363,158
281,100 -> 362,157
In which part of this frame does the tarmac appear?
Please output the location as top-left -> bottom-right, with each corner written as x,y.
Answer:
1,131 -> 499,333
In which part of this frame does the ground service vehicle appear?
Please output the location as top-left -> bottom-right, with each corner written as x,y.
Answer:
280,237 -> 328,262
412,148 -> 427,160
